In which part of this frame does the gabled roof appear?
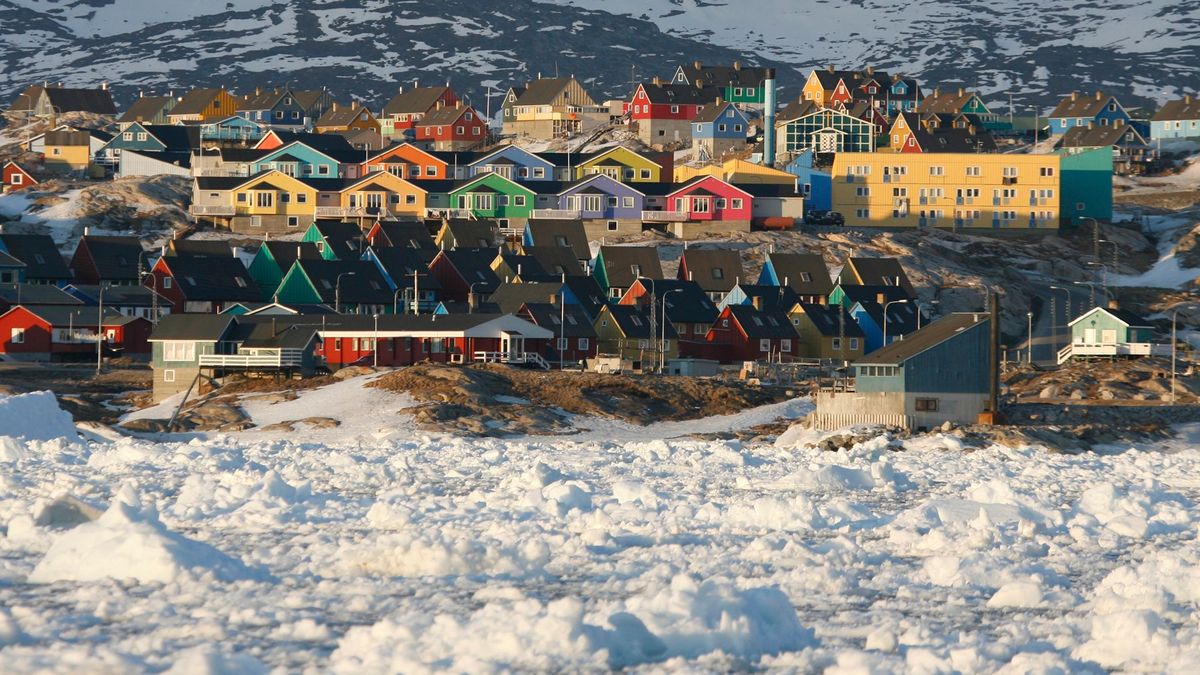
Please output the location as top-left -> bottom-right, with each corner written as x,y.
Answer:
470,144 -> 554,169
170,88 -> 227,116
0,234 -> 71,281
316,102 -> 374,128
730,284 -> 799,312
0,283 -> 81,306
236,320 -> 320,350
909,127 -> 998,153
259,241 -> 321,271
313,220 -> 363,260
76,236 -> 145,280
562,276 -> 608,320
918,89 -> 985,115
677,62 -> 770,88
1049,91 -> 1120,120
292,90 -> 330,112
836,284 -> 910,306
44,129 -> 93,146
488,282 -> 569,314
8,303 -> 127,326
382,86 -> 454,117
636,82 -> 721,106
435,248 -> 503,292
166,239 -> 233,258
256,130 -> 357,155
148,313 -> 236,342
776,99 -> 820,124
857,313 -> 988,365
12,84 -> 116,114
598,246 -> 663,287
440,220 -> 499,248
238,87 -> 294,111
291,259 -> 392,304
371,220 -> 436,251
369,247 -> 441,290
1060,123 -> 1147,148
852,297 -> 920,336
514,77 -> 590,106
0,251 -> 25,268
160,255 -> 260,302
118,96 -> 174,123
1068,305 -> 1153,329
140,124 -> 202,151
693,101 -> 744,124
843,258 -> 915,296
668,174 -> 753,199
520,302 -> 597,338
524,219 -> 590,260
495,252 -> 548,281
603,304 -> 676,339
1152,96 -> 1200,122
795,302 -> 864,338
520,246 -> 584,277
809,68 -> 863,90
764,253 -> 833,296
66,283 -> 163,307
416,104 -> 479,128
627,278 -> 718,325
679,248 -> 745,293
725,305 -> 797,339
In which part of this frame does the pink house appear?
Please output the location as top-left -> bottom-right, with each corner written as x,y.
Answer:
664,176 -> 753,222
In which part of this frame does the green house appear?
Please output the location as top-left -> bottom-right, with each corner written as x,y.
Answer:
1060,305 -> 1159,363
1056,147 -> 1113,225
447,173 -> 536,223
147,314 -> 238,401
301,221 -> 362,260
274,259 -> 394,314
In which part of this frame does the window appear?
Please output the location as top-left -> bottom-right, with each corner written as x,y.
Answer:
136,132 -> 148,142
557,337 -> 569,350
780,339 -> 791,352
1003,167 -> 1018,178
831,337 -> 841,350
163,369 -> 176,383
456,126 -> 465,135
1040,167 -> 1055,177
731,198 -> 743,209
162,277 -> 173,289
622,196 -> 635,208
759,338 -> 771,352
711,267 -> 724,279
297,193 -> 307,203
671,105 -> 679,113
849,338 -> 859,350
856,208 -> 869,219
715,198 -> 727,209
10,328 -> 24,344
966,166 -> 981,177
513,195 -> 526,206
162,341 -> 195,362
915,398 -> 939,412
578,338 -> 589,350
929,166 -> 944,176
718,123 -> 727,132
405,194 -> 417,205
287,216 -> 299,228
533,167 -> 545,178
640,169 -> 652,179
855,187 -> 870,197
694,324 -> 704,335
122,132 -> 132,141
747,88 -> 755,96
607,221 -> 618,231
12,174 -> 22,185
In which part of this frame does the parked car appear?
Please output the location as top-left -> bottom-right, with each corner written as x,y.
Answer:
804,210 -> 844,226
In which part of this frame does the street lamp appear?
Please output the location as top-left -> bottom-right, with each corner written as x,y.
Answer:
1171,309 -> 1180,404
882,299 -> 909,345
95,281 -> 108,376
1099,238 -> 1120,275
373,313 -> 379,368
1049,285 -> 1072,350
660,288 -> 684,372
1026,311 -> 1034,364
1073,280 -> 1111,305
334,272 -> 356,314
393,287 -> 404,315
467,281 -> 484,313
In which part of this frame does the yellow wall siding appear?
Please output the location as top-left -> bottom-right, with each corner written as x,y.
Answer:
231,172 -> 318,217
831,153 -> 1062,230
44,145 -> 91,171
801,73 -> 827,107
674,158 -> 797,184
576,147 -> 663,182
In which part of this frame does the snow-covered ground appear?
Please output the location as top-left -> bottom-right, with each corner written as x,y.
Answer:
4,389 -> 1200,672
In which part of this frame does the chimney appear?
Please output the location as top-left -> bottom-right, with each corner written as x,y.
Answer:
549,293 -> 558,305
1070,91 -> 1077,101
332,102 -> 338,111
652,76 -> 661,86
957,87 -> 964,97
1108,299 -> 1120,310
436,100 -> 444,110
818,296 -> 827,306
468,291 -> 478,311
733,60 -> 741,71
101,81 -> 108,90
1096,90 -> 1103,100
351,100 -> 359,110
715,96 -> 723,105
876,292 -> 886,304
455,100 -> 462,109
826,65 -> 834,73
751,296 -> 762,310
1087,120 -> 1093,129
866,66 -> 875,76
694,60 -> 702,70
1186,94 -> 1193,104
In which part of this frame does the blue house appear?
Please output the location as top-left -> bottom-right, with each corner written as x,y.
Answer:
468,145 -> 556,182
364,246 -> 441,312
95,123 -> 200,166
190,115 -> 267,143
717,283 -> 798,311
239,88 -> 311,130
1047,91 -> 1132,136
1150,95 -> 1200,141
886,77 -> 922,115
692,101 -> 749,159
252,142 -> 348,178
848,298 -> 921,353
784,151 -> 832,211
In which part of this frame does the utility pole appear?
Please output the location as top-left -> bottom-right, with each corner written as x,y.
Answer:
1026,311 -> 1034,364
1171,310 -> 1179,404
95,282 -> 106,376
411,270 -> 421,314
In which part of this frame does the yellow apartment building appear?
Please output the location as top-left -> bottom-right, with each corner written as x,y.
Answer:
831,153 -> 1061,230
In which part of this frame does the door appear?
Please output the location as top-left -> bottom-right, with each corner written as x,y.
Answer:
1083,328 -> 1096,344
818,132 -> 838,152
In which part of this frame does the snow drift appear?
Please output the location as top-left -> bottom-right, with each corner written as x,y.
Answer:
0,391 -> 79,460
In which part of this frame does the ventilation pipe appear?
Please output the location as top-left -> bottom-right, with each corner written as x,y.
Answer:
763,68 -> 777,167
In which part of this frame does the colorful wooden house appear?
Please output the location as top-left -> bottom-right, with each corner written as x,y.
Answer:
1056,147 -> 1114,224
0,251 -> 25,284
788,301 -> 865,360
247,241 -> 322,296
678,248 -> 745,302
168,88 -> 239,123
148,254 -> 261,314
593,304 -> 678,364
617,278 -> 718,351
801,67 -> 864,107
705,304 -> 798,363
363,143 -> 449,180
917,88 -> 1000,128
692,100 -> 749,159
365,220 -> 436,252
250,141 -> 359,179
42,128 -> 98,174
653,176 -> 754,237
628,80 -> 720,147
672,60 -> 771,106
518,302 -> 598,365
1059,304 -> 1163,363
592,246 -> 663,299
415,103 -> 487,151
573,146 -> 670,183
446,173 -> 536,227
0,234 -> 71,285
10,83 -> 116,117
238,87 -> 312,129
885,76 -> 923,115
69,235 -> 145,286
886,111 -> 997,153
314,101 -> 380,135
273,259 -> 392,314
1151,95 -> 1200,141
522,219 -> 591,264
0,304 -> 151,362
301,220 -> 362,261
118,95 -> 177,129
364,246 -> 440,312
433,220 -> 500,250
380,85 -> 459,140
534,174 -> 647,240
317,172 -> 429,222
1059,121 -> 1153,175
837,258 -> 916,297
428,249 -> 503,303
502,76 -> 607,140
1048,91 -> 1132,136
468,145 -> 555,182
191,170 -> 318,234
2,161 -> 37,192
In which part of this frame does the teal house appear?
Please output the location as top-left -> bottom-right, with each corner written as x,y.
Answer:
1056,147 -> 1113,224
1059,305 -> 1162,363
247,241 -> 322,296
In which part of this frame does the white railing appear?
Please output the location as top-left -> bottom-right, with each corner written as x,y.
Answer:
191,205 -> 236,216
641,210 -> 687,222
531,209 -> 581,220
1057,342 -> 1170,365
198,352 -> 305,368
426,208 -> 475,219
472,351 -> 549,369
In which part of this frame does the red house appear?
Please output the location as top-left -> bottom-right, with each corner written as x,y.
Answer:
2,161 -> 37,192
0,304 -> 152,361
428,249 -> 501,303
705,305 -> 798,363
69,234 -> 146,286
664,176 -> 754,223
148,255 -> 261,314
518,301 -> 598,365
414,103 -> 486,151
381,85 -> 459,139
628,80 -> 720,146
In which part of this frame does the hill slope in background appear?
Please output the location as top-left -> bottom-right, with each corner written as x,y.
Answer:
0,0 -> 1196,111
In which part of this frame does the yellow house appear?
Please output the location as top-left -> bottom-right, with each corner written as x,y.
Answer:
168,88 -> 239,123
329,171 -> 426,220
192,170 -> 318,234
831,153 -> 1062,230
42,129 -> 94,173
575,146 -> 665,182
675,158 -> 797,184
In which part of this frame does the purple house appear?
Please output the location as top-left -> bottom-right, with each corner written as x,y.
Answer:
533,174 -> 646,240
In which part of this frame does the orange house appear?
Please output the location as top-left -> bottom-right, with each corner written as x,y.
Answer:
362,143 -> 449,180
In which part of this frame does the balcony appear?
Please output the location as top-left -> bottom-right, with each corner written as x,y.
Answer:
531,208 -> 581,220
1057,342 -> 1171,365
641,210 -> 688,222
191,205 -> 235,216
198,351 -> 305,368
425,208 -> 475,219
315,206 -> 396,218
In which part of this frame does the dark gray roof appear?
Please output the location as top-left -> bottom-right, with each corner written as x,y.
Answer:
1048,91 -> 1118,120
677,62 -> 770,88
369,247 -> 441,290
316,102 -> 374,127
76,236 -> 146,281
161,255 -> 260,303
1079,306 -> 1153,328
371,220 -> 435,250
731,284 -> 800,312
441,220 -> 499,248
520,302 -> 596,338
66,284 -> 162,307
0,251 -> 25,268
604,304 -> 676,339
726,305 -> 798,339
118,96 -> 174,123
314,220 -> 364,260
521,246 -> 584,277
693,101 -> 743,124
8,303 -> 127,325
836,284 -> 911,306
637,82 -> 721,106
170,89 -> 226,116
436,248 -> 502,292
795,302 -> 864,338
167,239 -> 233,258
843,258 -> 915,296
524,219 -> 590,260
764,253 -> 832,296
854,297 -> 920,336
515,77 -> 591,106
487,282 -> 569,314
680,248 -> 744,293
1060,123 -> 1146,148
599,246 -> 663,288
149,313 -> 236,342
858,313 -> 988,365
562,276 -> 608,320
293,259 -> 392,305
0,283 -> 81,305
631,278 -> 719,324
11,84 -> 116,114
